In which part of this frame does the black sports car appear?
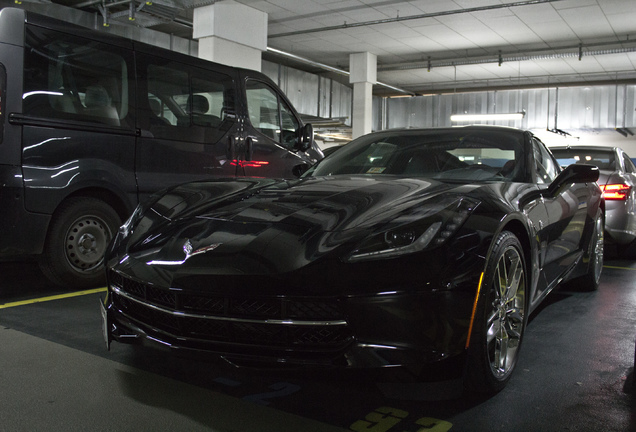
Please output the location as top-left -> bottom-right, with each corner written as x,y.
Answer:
102,126 -> 603,394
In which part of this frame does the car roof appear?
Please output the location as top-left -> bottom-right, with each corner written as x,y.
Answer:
549,145 -> 618,152
374,125 -> 529,136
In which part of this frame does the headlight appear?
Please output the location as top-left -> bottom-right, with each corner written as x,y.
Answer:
345,196 -> 479,262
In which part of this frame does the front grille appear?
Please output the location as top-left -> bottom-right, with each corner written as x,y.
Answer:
108,271 -> 352,350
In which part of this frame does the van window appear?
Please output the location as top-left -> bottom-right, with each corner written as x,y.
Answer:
245,80 -> 299,149
23,26 -> 131,128
143,62 -> 234,142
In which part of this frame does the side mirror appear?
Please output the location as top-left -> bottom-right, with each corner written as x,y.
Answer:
292,163 -> 311,177
296,123 -> 313,152
548,164 -> 599,196
520,164 -> 599,208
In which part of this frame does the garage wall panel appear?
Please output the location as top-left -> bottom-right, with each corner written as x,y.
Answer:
381,85 -> 635,132
621,85 -> 636,128
525,89 -> 550,130
386,96 -> 437,129
330,81 -> 352,126
319,76 -> 331,119
261,61 -> 280,85
262,60 -> 634,135
282,67 -> 320,117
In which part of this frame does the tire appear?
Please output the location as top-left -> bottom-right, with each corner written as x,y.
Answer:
571,211 -> 604,291
39,197 -> 120,288
465,231 -> 527,394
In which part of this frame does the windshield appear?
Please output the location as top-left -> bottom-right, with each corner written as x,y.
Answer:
305,129 -> 525,182
551,149 -> 616,171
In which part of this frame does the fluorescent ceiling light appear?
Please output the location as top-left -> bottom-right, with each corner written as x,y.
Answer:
450,112 -> 525,122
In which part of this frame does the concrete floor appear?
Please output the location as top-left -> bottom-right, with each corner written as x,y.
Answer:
1,258 -> 635,432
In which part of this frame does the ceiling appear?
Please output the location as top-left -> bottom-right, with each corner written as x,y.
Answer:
35,0 -> 636,96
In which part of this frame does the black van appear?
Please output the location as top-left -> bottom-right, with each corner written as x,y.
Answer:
0,7 -> 321,288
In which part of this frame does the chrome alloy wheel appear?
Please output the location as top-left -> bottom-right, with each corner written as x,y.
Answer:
486,245 -> 526,379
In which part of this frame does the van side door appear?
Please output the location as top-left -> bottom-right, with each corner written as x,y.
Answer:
135,51 -> 240,203
240,75 -> 318,178
18,24 -> 138,219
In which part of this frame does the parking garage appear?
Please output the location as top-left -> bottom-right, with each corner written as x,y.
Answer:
2,1 -> 636,431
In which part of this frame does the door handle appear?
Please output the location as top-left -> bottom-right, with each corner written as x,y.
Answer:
227,135 -> 236,160
245,136 -> 254,162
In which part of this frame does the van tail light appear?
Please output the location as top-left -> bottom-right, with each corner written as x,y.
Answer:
601,183 -> 631,201
230,160 -> 269,168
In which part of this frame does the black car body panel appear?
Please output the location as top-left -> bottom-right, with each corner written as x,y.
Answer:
103,126 -> 602,385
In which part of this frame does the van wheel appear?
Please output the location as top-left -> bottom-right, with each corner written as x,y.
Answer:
39,197 -> 120,288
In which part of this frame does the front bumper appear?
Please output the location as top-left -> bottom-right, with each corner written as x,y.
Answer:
101,267 -> 478,380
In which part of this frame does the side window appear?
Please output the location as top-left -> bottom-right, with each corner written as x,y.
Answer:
280,101 -> 300,148
245,80 -> 299,149
147,65 -> 188,127
144,61 -> 234,142
190,77 -> 226,127
623,154 -> 636,174
23,26 -> 131,128
534,139 -> 559,184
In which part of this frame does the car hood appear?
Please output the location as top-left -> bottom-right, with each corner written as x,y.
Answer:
111,176 -> 473,280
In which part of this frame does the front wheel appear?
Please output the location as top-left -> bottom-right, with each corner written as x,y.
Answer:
465,231 -> 527,394
39,197 -> 120,288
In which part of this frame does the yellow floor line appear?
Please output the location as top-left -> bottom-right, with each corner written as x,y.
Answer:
604,265 -> 636,271
0,287 -> 106,309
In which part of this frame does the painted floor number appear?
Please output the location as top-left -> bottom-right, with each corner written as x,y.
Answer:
350,406 -> 452,432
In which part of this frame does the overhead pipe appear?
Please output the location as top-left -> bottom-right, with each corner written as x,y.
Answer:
379,42 -> 636,72
269,0 -> 566,39
74,0 -> 104,8
101,0 -> 135,7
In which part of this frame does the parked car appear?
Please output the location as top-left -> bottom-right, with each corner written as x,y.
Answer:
550,145 -> 636,256
102,126 -> 603,394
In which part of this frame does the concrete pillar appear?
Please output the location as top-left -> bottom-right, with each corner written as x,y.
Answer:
349,52 -> 377,139
193,1 -> 267,71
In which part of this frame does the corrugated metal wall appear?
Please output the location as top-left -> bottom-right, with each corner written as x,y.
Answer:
261,60 -> 635,152
261,68 -> 634,133
262,61 -> 352,125
261,64 -> 634,132
380,85 -> 635,131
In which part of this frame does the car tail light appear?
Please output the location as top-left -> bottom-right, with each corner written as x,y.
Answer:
601,183 -> 631,201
